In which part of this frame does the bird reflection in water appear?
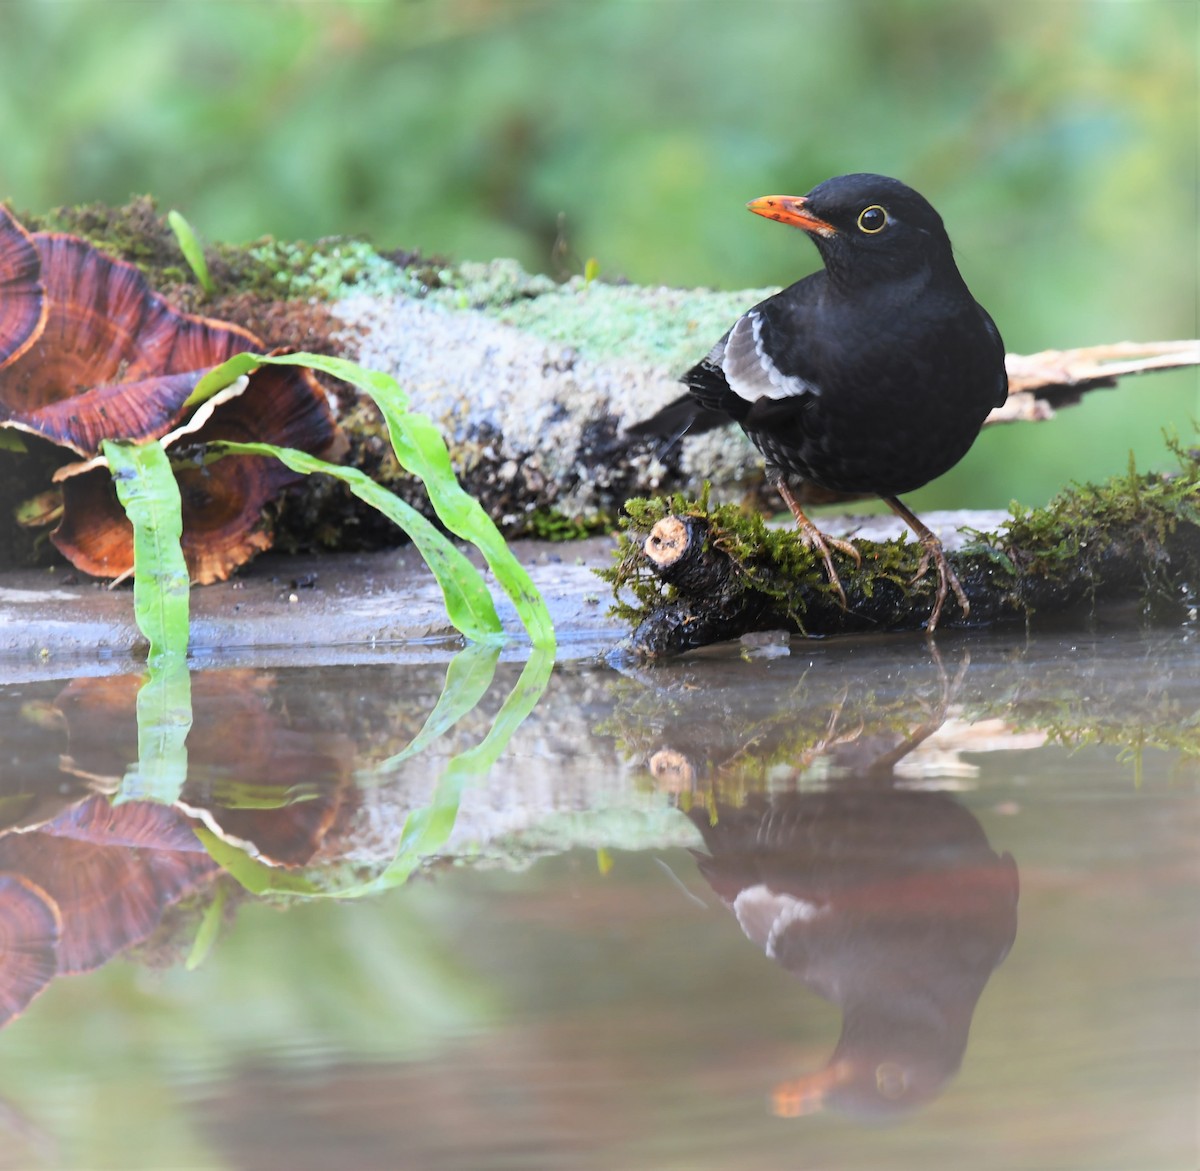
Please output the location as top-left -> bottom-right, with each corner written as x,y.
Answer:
656,655 -> 1019,1120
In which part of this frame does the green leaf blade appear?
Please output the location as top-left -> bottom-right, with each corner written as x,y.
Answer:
116,662 -> 193,805
102,439 -> 190,662
250,352 -> 555,650
210,440 -> 503,643
167,209 -> 215,295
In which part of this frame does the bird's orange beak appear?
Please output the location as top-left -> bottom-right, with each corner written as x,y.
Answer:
747,195 -> 837,237
771,1060 -> 857,1118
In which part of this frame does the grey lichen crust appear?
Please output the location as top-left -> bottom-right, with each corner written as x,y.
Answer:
333,259 -> 772,531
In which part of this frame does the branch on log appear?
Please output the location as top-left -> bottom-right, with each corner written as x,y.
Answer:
994,339 -> 1200,421
602,447 -> 1200,657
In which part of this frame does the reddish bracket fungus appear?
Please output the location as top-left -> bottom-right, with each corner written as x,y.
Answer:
0,211 -> 344,582
0,206 -> 47,373
54,359 -> 343,583
0,873 -> 60,1028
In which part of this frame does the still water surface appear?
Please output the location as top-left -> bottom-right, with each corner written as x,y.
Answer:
0,627 -> 1195,1170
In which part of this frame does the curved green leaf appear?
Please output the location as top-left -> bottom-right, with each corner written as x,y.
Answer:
272,353 -> 553,648
371,642 -> 501,771
209,439 -> 502,643
210,645 -> 555,899
193,350 -> 555,650
373,645 -> 555,887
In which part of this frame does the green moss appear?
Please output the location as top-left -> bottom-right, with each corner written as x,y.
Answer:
601,483 -> 918,627
526,508 -> 611,542
483,278 -> 777,372
602,439 -> 1200,631
242,238 -> 425,301
995,443 -> 1199,579
12,195 -> 433,305
21,195 -> 181,269
424,258 -> 558,310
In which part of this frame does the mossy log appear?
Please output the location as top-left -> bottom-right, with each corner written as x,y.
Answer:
9,201 -> 1199,542
3,199 -> 1198,571
603,450 -> 1200,656
325,286 -> 1200,536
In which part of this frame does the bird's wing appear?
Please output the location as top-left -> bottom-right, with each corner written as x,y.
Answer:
682,292 -> 823,425
723,305 -> 823,403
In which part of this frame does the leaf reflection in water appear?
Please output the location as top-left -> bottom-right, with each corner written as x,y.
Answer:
0,644 -> 552,1027
193,645 -> 555,899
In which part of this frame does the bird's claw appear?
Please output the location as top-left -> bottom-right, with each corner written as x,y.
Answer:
911,539 -> 970,632
797,527 -> 861,609
776,480 -> 861,610
826,534 -> 863,568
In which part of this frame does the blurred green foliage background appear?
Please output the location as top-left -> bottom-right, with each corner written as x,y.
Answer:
0,0 -> 1195,509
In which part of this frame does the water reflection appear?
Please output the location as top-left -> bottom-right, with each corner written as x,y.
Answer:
687,788 -> 1018,1118
0,629 -> 1194,1168
0,646 -> 554,1026
0,795 -> 217,1024
57,671 -> 356,866
642,651 -> 1021,1118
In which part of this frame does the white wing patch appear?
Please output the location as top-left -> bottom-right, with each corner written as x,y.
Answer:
720,310 -> 820,403
732,884 -> 826,958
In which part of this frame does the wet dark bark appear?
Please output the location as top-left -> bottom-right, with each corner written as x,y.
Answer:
618,464 -> 1200,656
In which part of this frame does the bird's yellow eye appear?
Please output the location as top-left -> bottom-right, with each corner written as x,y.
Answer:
876,1062 -> 909,1098
857,205 -> 888,234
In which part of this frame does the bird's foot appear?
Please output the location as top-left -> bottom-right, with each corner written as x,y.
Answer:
911,536 -> 970,632
777,481 -> 861,609
799,525 -> 862,609
881,495 -> 970,633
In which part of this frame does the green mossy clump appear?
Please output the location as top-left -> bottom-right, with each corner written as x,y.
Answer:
21,196 -> 191,279
14,196 -> 432,308
526,508 -> 612,542
992,445 -> 1200,599
602,441 -> 1200,653
601,486 -> 921,631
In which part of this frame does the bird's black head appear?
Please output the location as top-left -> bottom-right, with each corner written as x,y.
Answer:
748,173 -> 958,288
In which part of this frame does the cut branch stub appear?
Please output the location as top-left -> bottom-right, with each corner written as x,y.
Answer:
633,514 -> 803,655
644,514 -> 742,596
0,207 -> 47,372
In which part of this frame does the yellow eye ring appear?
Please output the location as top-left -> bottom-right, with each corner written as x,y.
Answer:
857,205 -> 888,234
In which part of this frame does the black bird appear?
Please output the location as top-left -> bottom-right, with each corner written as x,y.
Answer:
636,173 -> 1007,630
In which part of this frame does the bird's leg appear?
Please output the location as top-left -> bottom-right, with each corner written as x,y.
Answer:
776,479 -> 862,609
881,495 -> 969,632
